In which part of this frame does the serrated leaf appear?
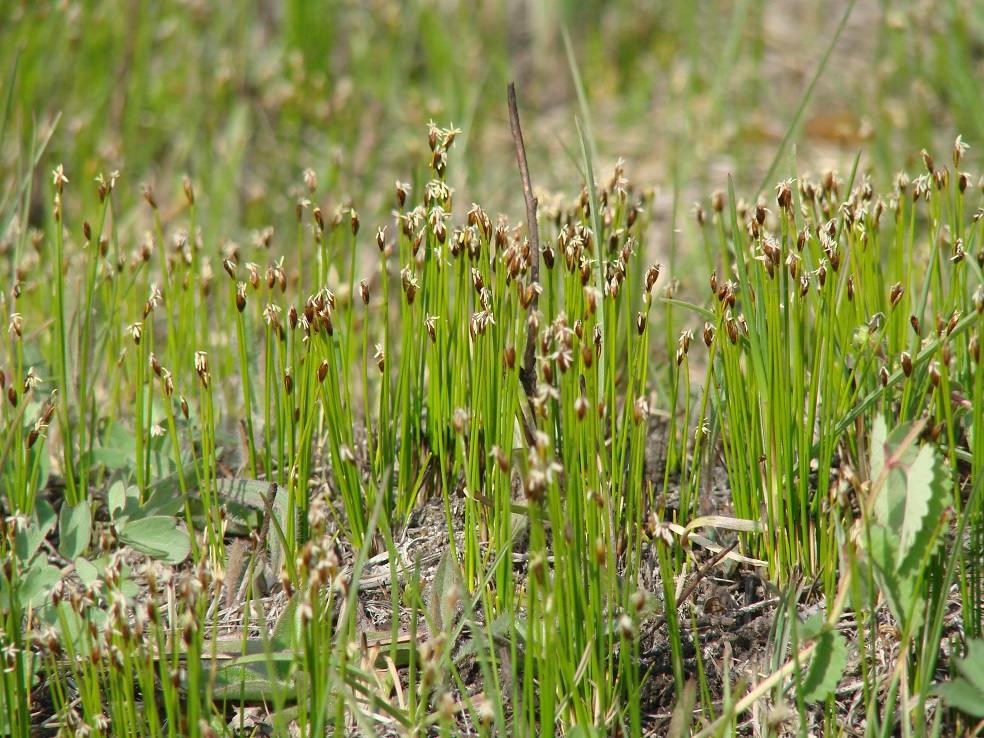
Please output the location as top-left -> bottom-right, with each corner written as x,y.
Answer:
897,443 -> 949,574
870,417 -> 919,529
868,524 -> 922,629
798,628 -> 847,702
119,516 -> 190,565
58,500 -> 91,559
797,612 -> 825,641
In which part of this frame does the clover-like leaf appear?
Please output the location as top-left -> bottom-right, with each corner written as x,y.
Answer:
58,500 -> 91,560
118,516 -> 190,565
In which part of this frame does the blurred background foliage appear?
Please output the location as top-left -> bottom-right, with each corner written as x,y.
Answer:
3,0 -> 984,259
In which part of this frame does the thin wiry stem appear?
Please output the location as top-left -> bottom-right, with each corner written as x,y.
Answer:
507,82 -> 539,444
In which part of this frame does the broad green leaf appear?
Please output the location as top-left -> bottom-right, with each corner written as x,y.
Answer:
935,639 -> 984,718
74,556 -> 99,587
271,592 -> 301,650
15,499 -> 55,563
16,559 -> 62,608
868,524 -> 922,629
91,445 -> 132,471
93,424 -> 136,471
119,516 -> 191,565
142,482 -> 188,518
798,627 -> 847,702
954,638 -> 984,688
870,417 -> 919,529
108,479 -> 127,520
428,548 -> 462,636
897,443 -> 949,573
797,611 -> 824,641
935,680 -> 984,718
58,500 -> 91,559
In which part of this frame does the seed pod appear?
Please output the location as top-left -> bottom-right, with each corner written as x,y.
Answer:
947,311 -> 960,336
901,351 -> 912,377
636,312 -> 646,336
711,190 -> 724,213
645,263 -> 660,294
703,322 -> 715,347
594,538 -> 607,567
318,360 -> 329,384
910,314 -> 920,334
890,282 -> 904,308
575,395 -> 588,420
504,344 -> 516,370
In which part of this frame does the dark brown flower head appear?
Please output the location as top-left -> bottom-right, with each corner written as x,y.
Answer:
711,190 -> 724,213
921,149 -> 935,175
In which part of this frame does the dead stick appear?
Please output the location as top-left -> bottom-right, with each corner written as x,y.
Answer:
507,83 -> 540,413
654,540 -> 739,630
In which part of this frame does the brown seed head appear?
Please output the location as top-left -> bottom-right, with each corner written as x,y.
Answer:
711,190 -> 724,213
703,322 -> 715,347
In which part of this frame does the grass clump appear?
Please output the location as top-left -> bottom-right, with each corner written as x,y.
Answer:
2,10 -> 984,727
1,110 -> 982,735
